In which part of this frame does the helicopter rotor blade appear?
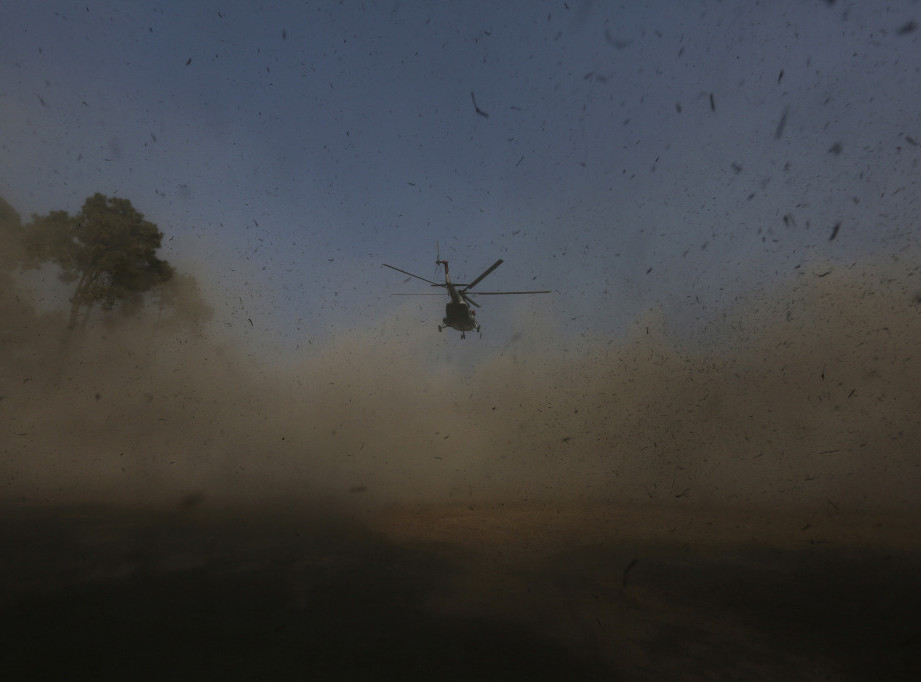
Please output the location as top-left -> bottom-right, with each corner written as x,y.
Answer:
382,263 -> 443,286
461,292 -> 482,308
463,259 -> 504,291
465,290 -> 552,295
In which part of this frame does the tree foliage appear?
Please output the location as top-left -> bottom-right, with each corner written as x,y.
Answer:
25,193 -> 174,328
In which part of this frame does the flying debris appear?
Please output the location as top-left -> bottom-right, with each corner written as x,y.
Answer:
774,106 -> 789,139
622,559 -> 639,588
470,91 -> 489,118
604,29 -> 632,49
383,249 -> 550,339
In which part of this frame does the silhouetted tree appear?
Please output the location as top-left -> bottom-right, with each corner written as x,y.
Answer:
25,193 -> 173,328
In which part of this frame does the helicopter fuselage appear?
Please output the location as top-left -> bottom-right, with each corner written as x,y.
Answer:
439,264 -> 480,336
442,299 -> 478,332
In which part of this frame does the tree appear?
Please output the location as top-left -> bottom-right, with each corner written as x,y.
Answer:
25,193 -> 174,328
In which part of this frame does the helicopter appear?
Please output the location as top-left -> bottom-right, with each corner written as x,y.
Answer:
382,253 -> 550,338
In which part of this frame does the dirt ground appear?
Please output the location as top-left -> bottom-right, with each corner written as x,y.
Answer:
1,501 -> 918,681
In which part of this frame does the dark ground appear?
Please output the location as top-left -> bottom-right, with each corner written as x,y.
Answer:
1,503 -> 918,681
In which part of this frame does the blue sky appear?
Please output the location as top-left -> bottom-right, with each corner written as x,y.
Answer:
2,0 -> 921,357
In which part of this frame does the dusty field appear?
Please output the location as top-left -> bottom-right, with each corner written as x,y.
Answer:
1,501 -> 918,681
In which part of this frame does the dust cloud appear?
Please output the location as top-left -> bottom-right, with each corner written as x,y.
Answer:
3,251 -> 920,517
3,250 -> 921,679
